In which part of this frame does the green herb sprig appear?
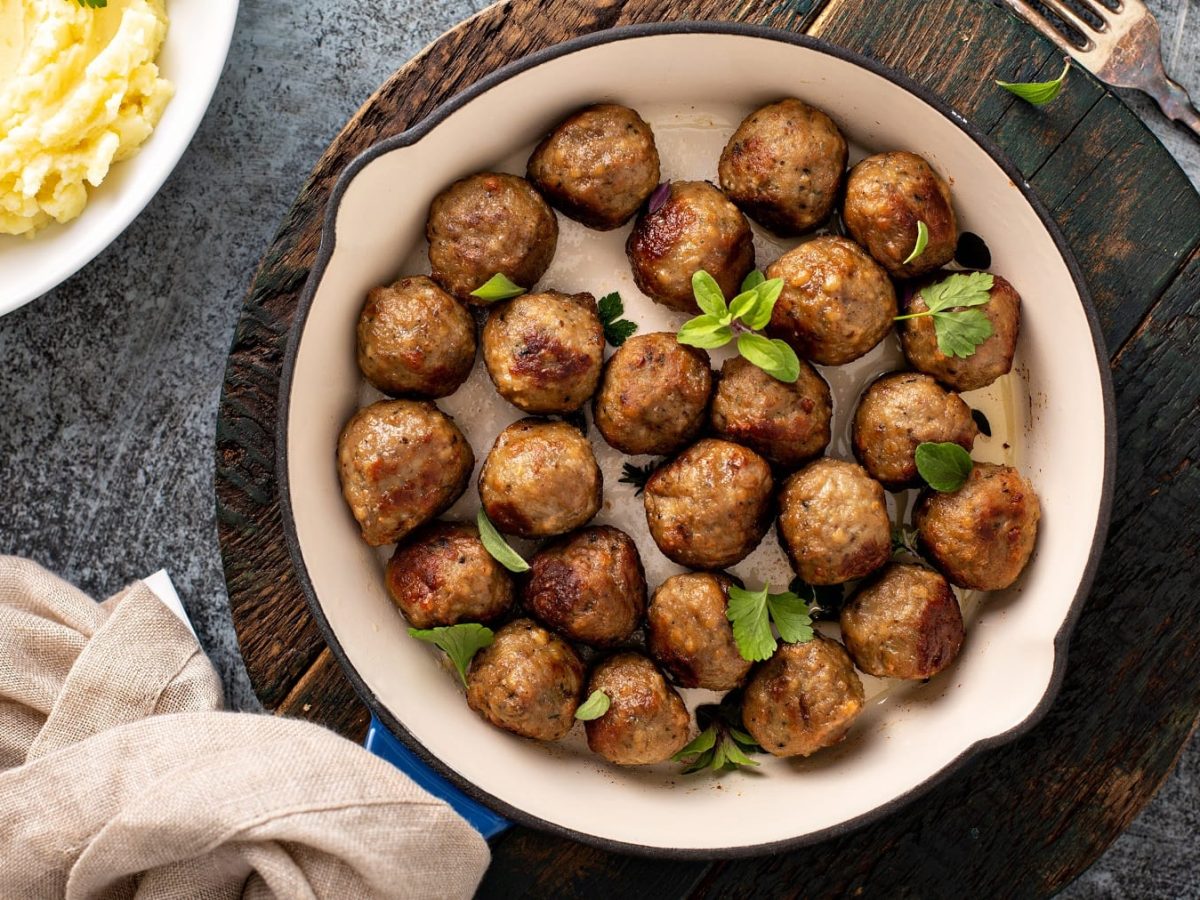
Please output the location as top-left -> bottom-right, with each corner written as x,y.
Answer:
476,508 -> 530,573
408,623 -> 494,686
470,273 -> 526,303
677,270 -> 800,383
894,271 -> 995,359
997,58 -> 1070,106
902,220 -> 929,265
726,583 -> 814,663
891,523 -> 923,561
619,460 -> 658,496
75,0 -> 108,6
673,692 -> 762,774
597,292 -> 638,347
915,441 -> 974,492
575,690 -> 611,721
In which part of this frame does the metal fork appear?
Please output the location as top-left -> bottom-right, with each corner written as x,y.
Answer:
997,0 -> 1200,138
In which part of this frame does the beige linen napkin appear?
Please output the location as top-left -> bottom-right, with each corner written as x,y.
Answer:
0,557 -> 490,899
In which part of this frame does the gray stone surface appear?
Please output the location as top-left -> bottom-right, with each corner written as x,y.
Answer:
0,0 -> 1195,893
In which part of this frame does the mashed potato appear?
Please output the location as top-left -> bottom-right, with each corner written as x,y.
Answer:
0,0 -> 173,236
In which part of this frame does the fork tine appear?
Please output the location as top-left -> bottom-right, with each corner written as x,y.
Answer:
1039,0 -> 1105,39
997,0 -> 1097,58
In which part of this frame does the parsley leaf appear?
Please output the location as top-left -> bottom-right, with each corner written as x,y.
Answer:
475,508 -> 530,573
619,460 -> 657,495
470,273 -> 526,303
902,220 -> 929,265
727,584 -> 815,662
575,690 -> 611,721
597,292 -> 638,347
673,692 -> 762,775
895,271 -> 995,359
767,592 -> 815,644
935,308 -> 993,358
996,58 -> 1070,106
915,441 -> 974,492
736,332 -> 800,383
75,0 -> 108,6
408,623 -> 494,686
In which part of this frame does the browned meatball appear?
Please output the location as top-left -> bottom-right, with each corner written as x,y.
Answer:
466,619 -> 584,741
852,372 -> 978,490
626,180 -> 755,313
644,438 -> 773,569
915,462 -> 1041,590
356,276 -> 476,399
843,151 -> 957,279
742,635 -> 865,757
584,652 -> 691,765
478,418 -> 601,538
900,274 -> 1021,392
481,290 -> 604,414
593,332 -> 713,456
337,400 -> 474,547
718,98 -> 847,235
765,236 -> 897,366
647,572 -> 751,691
522,526 -> 647,646
778,458 -> 891,585
840,563 -> 964,680
710,356 -> 832,470
386,521 -> 514,629
427,172 -> 558,303
527,104 -> 660,230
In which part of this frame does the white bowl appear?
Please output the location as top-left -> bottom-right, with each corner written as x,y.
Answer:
0,0 -> 239,317
280,24 -> 1115,857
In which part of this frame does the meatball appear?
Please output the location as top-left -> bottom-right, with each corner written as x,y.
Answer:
386,521 -> 514,629
593,332 -> 713,456
626,180 -> 755,313
742,635 -> 865,758
915,462 -> 1041,590
647,572 -> 751,691
709,356 -> 832,470
527,103 -> 660,230
778,458 -> 891,585
840,563 -> 964,680
584,652 -> 691,766
426,172 -> 558,302
843,151 -> 957,279
718,98 -> 847,235
900,273 -> 1021,392
644,438 -> 773,569
765,236 -> 897,366
466,618 -> 584,741
356,276 -> 476,399
852,372 -> 978,490
337,400 -> 474,547
481,290 -> 604,414
478,418 -> 601,538
522,526 -> 647,646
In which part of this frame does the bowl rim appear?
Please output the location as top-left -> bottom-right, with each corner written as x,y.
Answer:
276,20 -> 1117,859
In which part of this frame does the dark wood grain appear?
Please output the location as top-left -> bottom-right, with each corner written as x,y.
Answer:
215,0 -> 1200,895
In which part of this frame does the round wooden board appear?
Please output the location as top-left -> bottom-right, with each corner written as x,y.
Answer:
216,0 -> 1200,894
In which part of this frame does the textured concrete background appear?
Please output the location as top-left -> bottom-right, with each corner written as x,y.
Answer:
0,0 -> 1196,894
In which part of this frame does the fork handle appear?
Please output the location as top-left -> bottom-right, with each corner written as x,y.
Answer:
1144,72 -> 1200,140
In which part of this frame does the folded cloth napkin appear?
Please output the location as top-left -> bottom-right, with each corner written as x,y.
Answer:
0,557 -> 490,899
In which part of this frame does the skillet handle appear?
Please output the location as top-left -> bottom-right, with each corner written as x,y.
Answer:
364,715 -> 511,840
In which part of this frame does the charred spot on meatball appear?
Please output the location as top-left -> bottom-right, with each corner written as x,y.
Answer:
765,236 -> 897,366
337,400 -> 474,547
840,563 -> 964,680
778,458 -> 891,585
522,526 -> 647,647
718,98 -> 848,235
386,521 -> 514,629
527,103 -> 660,230
915,462 -> 1040,590
481,290 -> 604,414
843,151 -> 957,279
852,371 -> 978,490
478,418 -> 602,538
742,635 -> 865,758
593,332 -> 713,456
626,180 -> 755,313
584,652 -> 691,765
466,618 -> 585,741
426,172 -> 558,303
647,572 -> 751,691
710,356 -> 832,470
900,273 -> 1021,392
644,438 -> 774,569
356,276 -> 477,399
